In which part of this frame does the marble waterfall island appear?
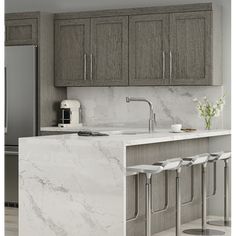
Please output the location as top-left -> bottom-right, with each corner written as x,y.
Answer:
19,129 -> 231,236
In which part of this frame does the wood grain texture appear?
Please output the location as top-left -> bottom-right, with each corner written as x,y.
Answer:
54,18 -> 91,87
126,138 -> 212,235
129,14 -> 170,86
39,13 -> 67,127
91,16 -> 128,86
54,3 -> 212,20
212,4 -> 222,85
170,11 -> 212,85
5,18 -> 38,46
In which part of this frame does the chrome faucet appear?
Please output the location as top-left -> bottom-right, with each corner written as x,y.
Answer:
126,97 -> 157,133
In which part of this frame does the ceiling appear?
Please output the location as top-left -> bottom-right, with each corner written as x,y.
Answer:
5,0 -> 222,13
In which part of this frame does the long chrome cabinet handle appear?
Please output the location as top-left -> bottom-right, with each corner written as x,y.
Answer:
162,51 -> 165,79
170,51 -> 173,80
90,54 -> 93,81
83,54 -> 87,81
5,66 -> 8,134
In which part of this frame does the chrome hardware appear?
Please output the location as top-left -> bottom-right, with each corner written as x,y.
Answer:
170,51 -> 173,80
126,97 -> 156,133
90,54 -> 93,81
162,51 -> 165,79
84,54 -> 87,81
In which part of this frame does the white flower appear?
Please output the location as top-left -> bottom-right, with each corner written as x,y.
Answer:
193,98 -> 198,102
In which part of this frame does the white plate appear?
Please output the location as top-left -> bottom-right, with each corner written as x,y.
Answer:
169,130 -> 184,133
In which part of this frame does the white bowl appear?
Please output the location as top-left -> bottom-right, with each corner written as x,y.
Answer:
171,124 -> 182,133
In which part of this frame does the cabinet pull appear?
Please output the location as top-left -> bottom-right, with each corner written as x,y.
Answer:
170,51 -> 173,80
162,51 -> 165,79
84,54 -> 87,81
90,54 -> 93,81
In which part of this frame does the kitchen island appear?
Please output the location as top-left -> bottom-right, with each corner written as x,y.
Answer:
19,129 -> 231,236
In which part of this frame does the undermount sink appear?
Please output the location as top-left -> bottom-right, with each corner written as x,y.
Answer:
108,130 -> 149,135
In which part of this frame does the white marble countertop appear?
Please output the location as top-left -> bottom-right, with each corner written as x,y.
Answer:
19,128 -> 231,236
38,128 -> 231,146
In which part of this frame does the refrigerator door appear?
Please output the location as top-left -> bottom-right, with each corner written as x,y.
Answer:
5,46 -> 37,146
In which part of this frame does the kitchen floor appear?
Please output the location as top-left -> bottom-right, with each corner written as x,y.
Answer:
5,208 -> 17,236
5,207 -> 231,236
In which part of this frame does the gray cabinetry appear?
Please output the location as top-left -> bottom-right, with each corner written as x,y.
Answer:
169,11 -> 212,85
91,16 -> 128,86
129,14 -> 169,85
55,16 -> 128,86
54,3 -> 221,87
55,19 -> 91,87
5,18 -> 38,46
5,12 -> 67,130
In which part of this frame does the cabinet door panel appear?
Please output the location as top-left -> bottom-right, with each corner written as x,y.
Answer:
55,19 -> 90,87
170,11 -> 212,85
129,14 -> 169,86
91,16 -> 128,86
5,19 -> 38,45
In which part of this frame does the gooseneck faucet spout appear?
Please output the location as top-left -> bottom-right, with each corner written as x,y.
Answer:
126,97 -> 156,133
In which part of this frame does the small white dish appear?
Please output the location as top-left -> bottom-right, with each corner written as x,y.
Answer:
169,130 -> 184,133
171,124 -> 182,133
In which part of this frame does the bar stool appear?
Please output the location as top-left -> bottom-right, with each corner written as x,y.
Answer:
207,152 -> 231,227
183,153 -> 225,235
126,165 -> 163,236
153,158 -> 183,236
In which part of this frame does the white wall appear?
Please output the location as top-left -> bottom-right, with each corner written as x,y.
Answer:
5,0 -> 231,129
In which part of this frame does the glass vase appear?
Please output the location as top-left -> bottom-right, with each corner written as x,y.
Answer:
204,117 -> 212,130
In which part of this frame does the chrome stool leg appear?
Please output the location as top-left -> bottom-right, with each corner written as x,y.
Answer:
176,168 -> 181,236
145,173 -> 152,236
126,165 -> 163,236
183,161 -> 225,235
208,157 -> 231,227
154,158 -> 183,236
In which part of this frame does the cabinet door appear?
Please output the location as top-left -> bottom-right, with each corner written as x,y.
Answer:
55,19 -> 90,87
170,11 -> 211,85
91,16 -> 128,86
129,14 -> 169,86
5,19 -> 38,46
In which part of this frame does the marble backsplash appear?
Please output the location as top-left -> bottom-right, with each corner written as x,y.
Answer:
67,86 -> 225,129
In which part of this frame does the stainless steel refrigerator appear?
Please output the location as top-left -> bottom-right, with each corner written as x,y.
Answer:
5,45 -> 37,204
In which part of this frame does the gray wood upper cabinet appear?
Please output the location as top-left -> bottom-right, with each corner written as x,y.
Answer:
169,11 -> 212,85
54,3 -> 221,86
5,18 -> 38,46
55,16 -> 128,86
55,19 -> 91,86
129,14 -> 170,85
91,16 -> 128,86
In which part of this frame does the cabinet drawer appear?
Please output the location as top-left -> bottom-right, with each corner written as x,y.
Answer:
5,18 -> 38,45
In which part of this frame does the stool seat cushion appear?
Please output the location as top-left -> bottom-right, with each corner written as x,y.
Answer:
208,152 -> 223,162
153,158 -> 182,170
183,153 -> 209,166
218,152 -> 231,160
127,165 -> 163,175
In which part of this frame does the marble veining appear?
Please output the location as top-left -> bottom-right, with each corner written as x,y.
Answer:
67,86 -> 224,129
19,137 -> 126,236
19,130 -> 230,236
